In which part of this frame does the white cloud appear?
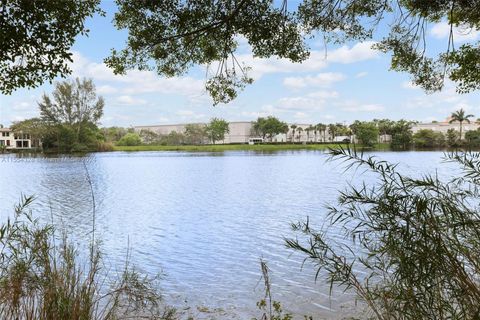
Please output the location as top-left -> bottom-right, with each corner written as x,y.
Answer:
70,52 -> 205,98
176,110 -> 206,119
355,72 -> 368,78
430,22 -> 479,42
234,41 -> 378,80
326,41 -> 378,64
307,90 -> 340,99
405,81 -> 470,110
13,101 -> 34,110
277,97 -> 325,111
283,72 -> 345,89
294,112 -> 308,119
97,85 -> 118,95
339,100 -> 385,112
115,95 -> 147,106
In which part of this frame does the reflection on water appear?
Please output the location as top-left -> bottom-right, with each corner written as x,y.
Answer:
0,150 -> 456,318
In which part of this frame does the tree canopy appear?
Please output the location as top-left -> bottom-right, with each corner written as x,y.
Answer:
0,0 -> 102,94
2,1 -> 480,103
252,116 -> 288,141
205,118 -> 230,144
106,0 -> 480,104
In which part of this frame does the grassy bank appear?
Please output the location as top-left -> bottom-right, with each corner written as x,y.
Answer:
113,143 -> 391,152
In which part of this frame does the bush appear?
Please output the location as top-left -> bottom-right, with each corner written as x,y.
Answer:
446,128 -> 460,147
413,129 -> 445,148
287,148 -> 480,319
465,130 -> 480,147
0,196 -> 177,319
354,122 -> 379,147
117,132 -> 142,146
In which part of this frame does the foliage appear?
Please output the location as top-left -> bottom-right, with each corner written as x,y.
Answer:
352,121 -> 379,147
102,126 -> 133,143
11,78 -> 106,152
105,1 -> 480,103
252,117 -> 289,141
0,1 -> 102,94
286,147 -> 480,319
159,131 -> 185,146
117,132 -> 142,146
413,129 -> 445,148
205,118 -> 230,144
139,129 -> 160,145
0,195 -> 176,319
184,124 -> 207,145
389,120 -> 413,150
464,130 -> 480,148
39,78 -> 104,129
450,108 -> 475,139
447,128 -> 460,147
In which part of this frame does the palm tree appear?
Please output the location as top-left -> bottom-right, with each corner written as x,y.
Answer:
281,123 -> 289,143
297,127 -> 304,142
316,123 -> 326,142
328,124 -> 337,142
450,108 -> 474,140
305,125 -> 314,143
290,124 -> 297,143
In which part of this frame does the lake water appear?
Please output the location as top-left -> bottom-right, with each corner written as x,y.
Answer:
0,150 -> 456,319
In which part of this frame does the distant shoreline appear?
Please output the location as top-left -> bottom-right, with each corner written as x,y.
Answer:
112,143 -> 390,152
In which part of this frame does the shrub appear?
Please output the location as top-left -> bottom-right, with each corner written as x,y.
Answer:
446,128 -> 460,147
0,195 -> 176,319
465,130 -> 480,147
287,148 -> 480,319
413,129 -> 445,148
117,132 -> 142,146
354,122 -> 379,147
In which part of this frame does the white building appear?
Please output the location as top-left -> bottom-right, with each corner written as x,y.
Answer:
0,128 -> 37,150
411,121 -> 479,139
134,122 -> 332,144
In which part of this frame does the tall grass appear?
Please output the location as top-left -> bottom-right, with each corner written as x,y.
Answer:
286,147 -> 480,319
0,196 -> 176,320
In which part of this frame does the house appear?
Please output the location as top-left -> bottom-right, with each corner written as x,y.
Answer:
0,128 -> 39,150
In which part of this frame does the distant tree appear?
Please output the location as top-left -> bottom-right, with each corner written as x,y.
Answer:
0,1 -> 102,94
205,118 -> 229,144
328,124 -> 338,142
139,129 -> 160,144
159,131 -> 185,145
117,132 -> 142,146
290,124 -> 297,143
280,123 -> 289,142
390,120 -> 413,149
102,127 -> 131,143
305,125 -> 314,142
354,122 -> 379,147
413,130 -> 445,148
10,117 -> 48,148
446,128 -> 460,148
316,123 -> 327,143
39,78 -> 104,142
464,130 -> 480,148
296,127 -> 304,142
449,108 -> 474,140
252,117 -> 288,142
184,124 -> 207,145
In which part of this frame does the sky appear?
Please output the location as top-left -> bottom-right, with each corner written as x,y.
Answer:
1,1 -> 480,128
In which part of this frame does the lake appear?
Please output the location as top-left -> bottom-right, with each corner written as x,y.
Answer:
0,150 -> 456,319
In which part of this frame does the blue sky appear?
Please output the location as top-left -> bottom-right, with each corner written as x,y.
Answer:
1,0 -> 480,127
